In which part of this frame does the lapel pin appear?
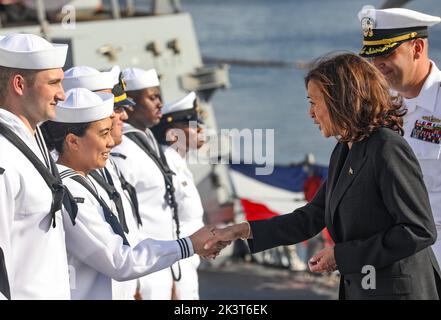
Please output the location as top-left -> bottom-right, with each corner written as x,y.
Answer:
349,167 -> 354,175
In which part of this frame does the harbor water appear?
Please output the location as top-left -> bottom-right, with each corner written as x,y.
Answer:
183,0 -> 441,165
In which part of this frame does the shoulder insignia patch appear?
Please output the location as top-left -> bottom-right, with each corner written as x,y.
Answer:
0,167 -> 4,175
74,197 -> 85,204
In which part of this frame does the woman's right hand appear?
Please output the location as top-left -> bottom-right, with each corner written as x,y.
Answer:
203,222 -> 251,251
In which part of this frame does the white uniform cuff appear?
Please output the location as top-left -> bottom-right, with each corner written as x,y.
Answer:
177,237 -> 194,259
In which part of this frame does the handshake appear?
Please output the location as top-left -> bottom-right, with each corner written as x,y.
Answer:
189,222 -> 252,259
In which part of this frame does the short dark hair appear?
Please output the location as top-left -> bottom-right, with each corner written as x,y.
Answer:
40,120 -> 91,154
0,66 -> 37,104
305,52 -> 406,142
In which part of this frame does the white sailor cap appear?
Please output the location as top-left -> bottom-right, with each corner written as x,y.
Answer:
358,6 -> 441,57
54,88 -> 114,123
122,67 -> 160,91
0,33 -> 68,69
63,66 -> 115,92
109,65 -> 121,86
160,92 -> 201,125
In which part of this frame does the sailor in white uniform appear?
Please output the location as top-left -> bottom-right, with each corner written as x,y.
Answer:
63,65 -> 143,299
358,6 -> 441,264
111,67 -> 178,299
151,92 -> 205,300
40,88 -> 218,299
0,33 -> 77,299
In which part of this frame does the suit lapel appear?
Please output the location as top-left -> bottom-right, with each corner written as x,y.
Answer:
329,139 -> 368,224
325,143 -> 348,204
324,143 -> 347,241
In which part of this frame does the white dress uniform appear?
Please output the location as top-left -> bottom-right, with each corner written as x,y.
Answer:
89,160 -> 143,300
102,159 -> 143,246
0,110 -> 71,299
0,33 -> 71,299
151,91 -> 205,300
401,61 -> 441,263
111,124 -> 175,299
51,88 -> 193,299
111,67 -> 176,300
357,7 -> 441,264
59,164 -> 192,300
61,64 -> 143,299
163,146 -> 204,300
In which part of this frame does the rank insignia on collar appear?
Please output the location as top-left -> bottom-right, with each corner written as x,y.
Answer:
422,115 -> 441,123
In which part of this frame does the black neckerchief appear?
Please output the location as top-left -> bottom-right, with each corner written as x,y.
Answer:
0,123 -> 77,227
0,247 -> 10,300
114,164 -> 142,227
90,168 -> 129,233
125,131 -> 182,281
60,169 -> 130,246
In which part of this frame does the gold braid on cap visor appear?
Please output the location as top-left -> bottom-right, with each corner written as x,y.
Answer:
362,31 -> 418,45
360,42 -> 399,55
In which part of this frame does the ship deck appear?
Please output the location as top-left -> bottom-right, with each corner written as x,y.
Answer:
198,259 -> 339,300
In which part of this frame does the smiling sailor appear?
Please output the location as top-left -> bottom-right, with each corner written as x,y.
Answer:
40,88 -> 219,300
0,33 -> 77,299
358,6 -> 441,264
62,65 -> 143,299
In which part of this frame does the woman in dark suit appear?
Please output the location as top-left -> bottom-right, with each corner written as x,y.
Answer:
206,53 -> 441,299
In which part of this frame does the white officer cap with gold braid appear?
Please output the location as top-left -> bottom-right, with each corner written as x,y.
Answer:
63,66 -> 115,92
161,92 -> 201,125
54,88 -> 114,123
358,5 -> 440,57
0,33 -> 68,69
